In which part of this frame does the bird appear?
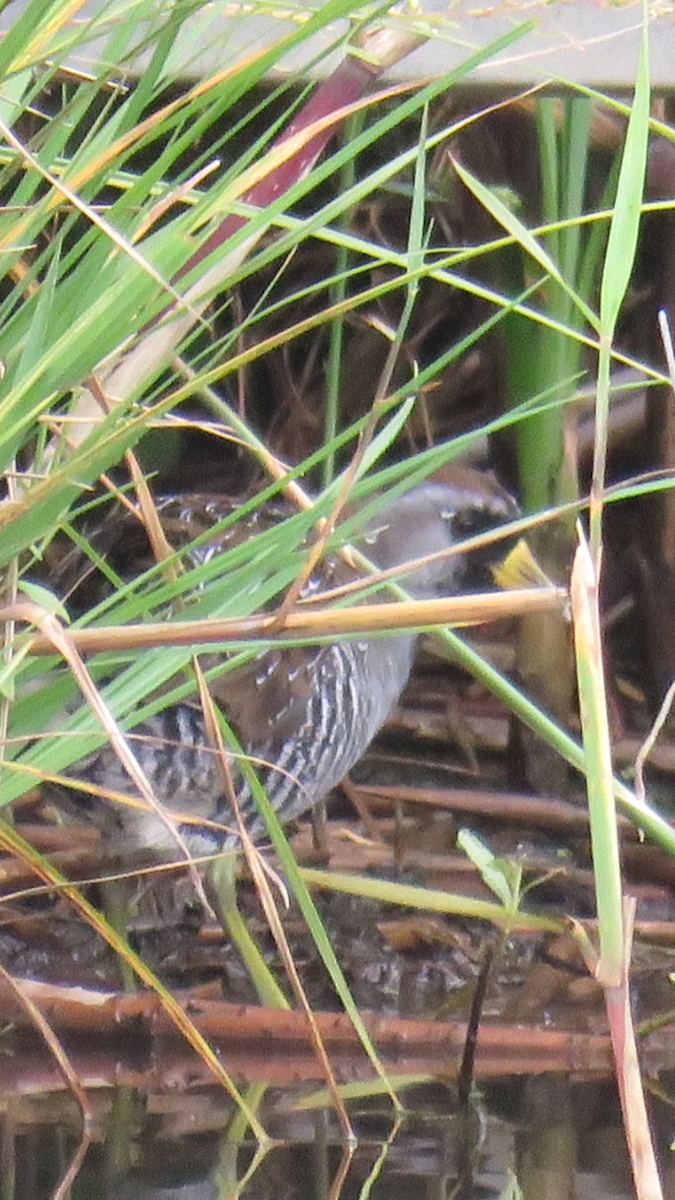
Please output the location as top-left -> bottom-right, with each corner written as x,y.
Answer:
42,474 -> 517,860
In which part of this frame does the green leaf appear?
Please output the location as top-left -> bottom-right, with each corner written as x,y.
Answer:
19,580 -> 70,621
457,828 -> 522,912
599,5 -> 651,330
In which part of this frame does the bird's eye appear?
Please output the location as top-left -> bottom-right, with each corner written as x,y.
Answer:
452,505 -> 498,538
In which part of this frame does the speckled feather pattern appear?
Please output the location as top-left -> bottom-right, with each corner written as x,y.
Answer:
48,482 -> 517,857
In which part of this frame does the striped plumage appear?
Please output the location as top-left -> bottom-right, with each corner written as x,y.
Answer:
47,478 -> 517,857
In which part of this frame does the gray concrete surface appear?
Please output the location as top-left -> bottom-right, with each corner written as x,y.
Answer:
2,2 -> 674,91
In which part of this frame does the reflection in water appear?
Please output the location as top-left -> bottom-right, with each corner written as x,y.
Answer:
0,1074 -> 645,1200
112,1180 -> 219,1200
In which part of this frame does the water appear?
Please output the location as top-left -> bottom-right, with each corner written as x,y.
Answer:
0,1041 -> 660,1199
